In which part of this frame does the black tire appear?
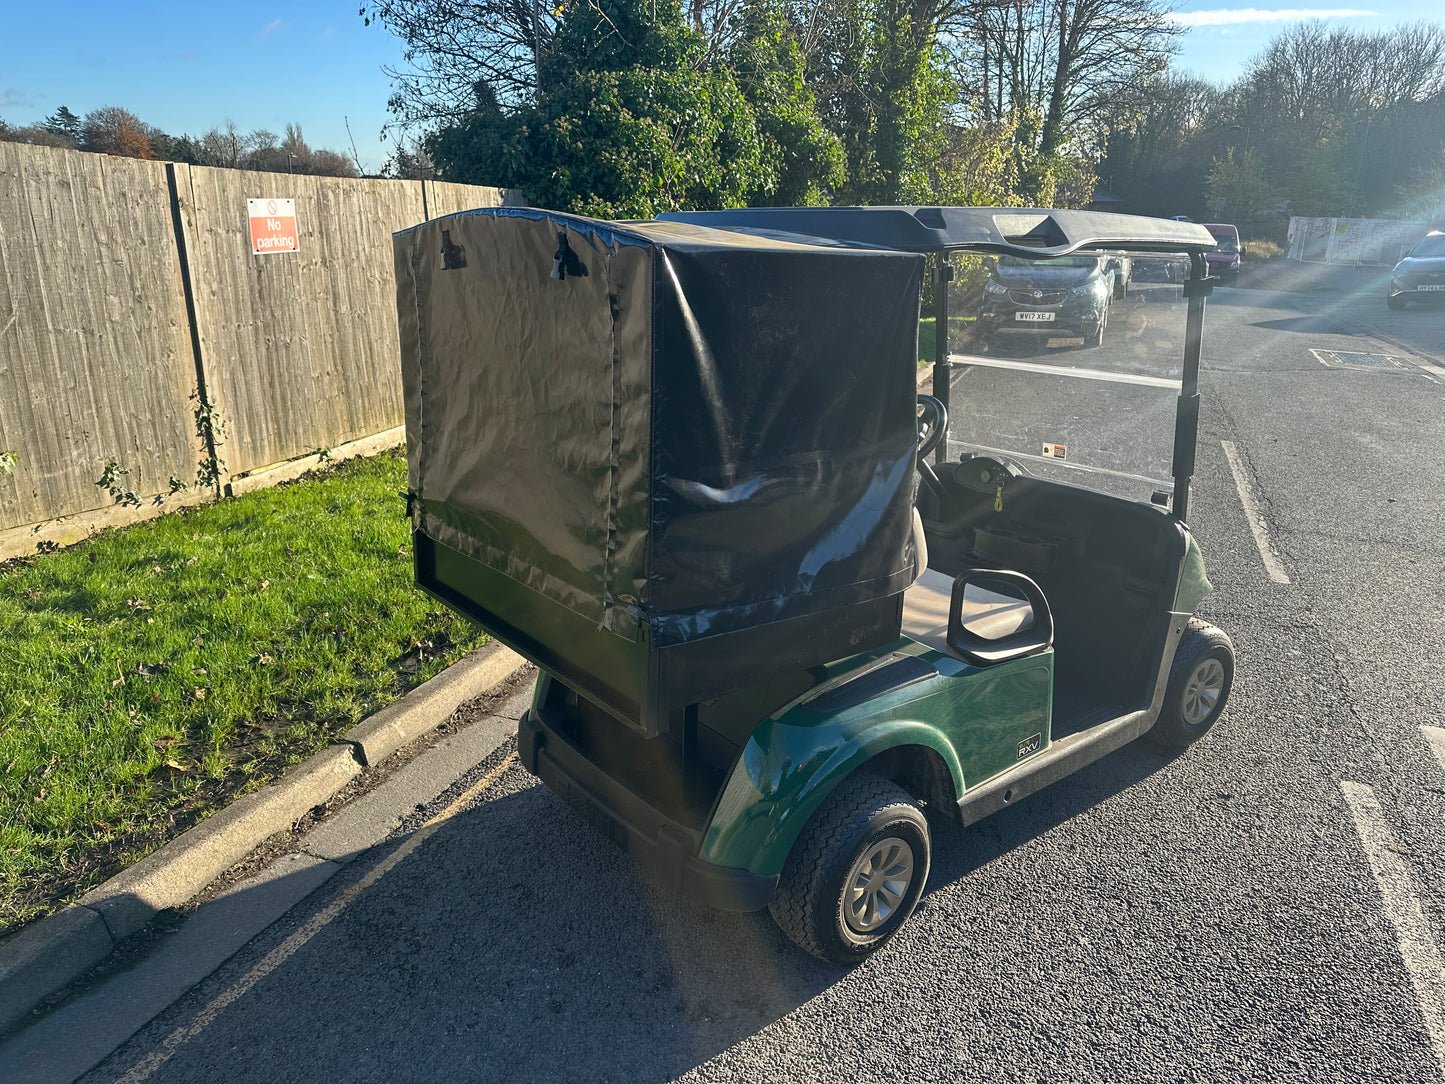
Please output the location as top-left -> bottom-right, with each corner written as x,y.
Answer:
1148,618 -> 1235,750
769,774 -> 930,964
1387,294 -> 1407,311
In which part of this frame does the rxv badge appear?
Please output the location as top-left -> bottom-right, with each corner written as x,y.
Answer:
1017,733 -> 1042,759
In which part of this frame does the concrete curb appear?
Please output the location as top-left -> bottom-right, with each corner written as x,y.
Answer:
0,640 -> 528,1036
76,747 -> 362,943
0,907 -> 113,1038
344,641 -> 525,766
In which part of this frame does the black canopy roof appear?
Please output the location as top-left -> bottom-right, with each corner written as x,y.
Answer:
658,206 -> 1218,257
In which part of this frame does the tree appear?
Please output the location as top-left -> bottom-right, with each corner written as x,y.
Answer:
308,149 -> 360,177
427,0 -> 773,217
727,1 -> 843,204
199,120 -> 246,168
913,115 -> 1020,206
797,0 -> 963,204
963,0 -> 1179,201
144,126 -> 203,164
80,107 -> 153,158
1206,147 -> 1271,222
1099,72 -> 1222,217
384,134 -> 436,179
0,119 -> 74,149
361,0 -> 559,123
41,106 -> 81,145
1225,22 -> 1445,217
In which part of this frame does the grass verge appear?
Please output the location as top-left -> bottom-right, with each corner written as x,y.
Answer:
0,448 -> 482,933
918,316 -> 975,364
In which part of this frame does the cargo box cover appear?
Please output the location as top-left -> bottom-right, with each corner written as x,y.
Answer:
395,208 -> 924,731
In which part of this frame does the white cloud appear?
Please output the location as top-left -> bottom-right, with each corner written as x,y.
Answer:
260,19 -> 284,37
1171,8 -> 1377,27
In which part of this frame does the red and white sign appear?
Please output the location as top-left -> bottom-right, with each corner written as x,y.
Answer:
247,198 -> 299,255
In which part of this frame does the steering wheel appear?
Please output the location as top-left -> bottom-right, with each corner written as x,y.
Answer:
916,395 -> 947,461
915,395 -> 949,504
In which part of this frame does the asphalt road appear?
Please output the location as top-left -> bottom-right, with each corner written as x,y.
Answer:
19,279 -> 1445,1082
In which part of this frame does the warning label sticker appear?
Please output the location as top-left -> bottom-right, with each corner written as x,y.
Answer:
1041,443 -> 1067,460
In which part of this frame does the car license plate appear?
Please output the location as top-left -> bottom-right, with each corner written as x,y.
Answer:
1418,284 -> 1445,292
1015,311 -> 1055,322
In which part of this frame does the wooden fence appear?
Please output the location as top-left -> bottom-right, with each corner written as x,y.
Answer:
0,141 -> 511,546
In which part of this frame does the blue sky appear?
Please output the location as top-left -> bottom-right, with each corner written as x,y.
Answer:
0,2 -> 1432,172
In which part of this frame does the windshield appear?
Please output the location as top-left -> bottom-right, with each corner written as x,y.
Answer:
944,250 -> 1190,501
1410,234 -> 1445,257
1210,234 -> 1239,252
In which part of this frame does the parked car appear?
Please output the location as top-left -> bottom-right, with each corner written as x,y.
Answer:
1132,254 -> 1190,284
1386,232 -> 1445,310
976,253 -> 1118,348
1203,223 -> 1242,284
1103,254 -> 1133,297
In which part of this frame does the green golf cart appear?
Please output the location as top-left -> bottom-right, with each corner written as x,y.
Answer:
394,205 -> 1234,963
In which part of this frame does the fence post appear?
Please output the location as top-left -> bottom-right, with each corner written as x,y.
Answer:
164,163 -> 223,498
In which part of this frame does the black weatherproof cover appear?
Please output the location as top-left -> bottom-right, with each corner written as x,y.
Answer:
395,208 -> 924,734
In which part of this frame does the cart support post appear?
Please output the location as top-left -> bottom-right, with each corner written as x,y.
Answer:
932,256 -> 953,465
1172,252 -> 1211,522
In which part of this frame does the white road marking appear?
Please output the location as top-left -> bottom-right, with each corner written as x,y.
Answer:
1422,727 -> 1445,774
1415,361 -> 1445,383
117,752 -> 519,1083
1340,781 -> 1445,1081
1220,440 -> 1291,584
948,352 -> 1181,389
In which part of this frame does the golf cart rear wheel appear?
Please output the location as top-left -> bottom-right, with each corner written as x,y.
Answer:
769,774 -> 930,963
1149,619 -> 1235,750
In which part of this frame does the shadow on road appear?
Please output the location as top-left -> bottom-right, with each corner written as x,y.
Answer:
1247,315 -> 1371,334
77,740 -> 1178,1084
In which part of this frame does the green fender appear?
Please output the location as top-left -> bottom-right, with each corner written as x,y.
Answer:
1173,532 -> 1213,614
698,697 -> 965,877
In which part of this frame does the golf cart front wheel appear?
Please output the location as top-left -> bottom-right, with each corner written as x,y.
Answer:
769,774 -> 930,964
1149,619 -> 1235,750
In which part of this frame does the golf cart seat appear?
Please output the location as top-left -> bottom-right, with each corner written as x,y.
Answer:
901,569 -> 1038,660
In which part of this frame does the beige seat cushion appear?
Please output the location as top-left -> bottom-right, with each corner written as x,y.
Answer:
911,508 -> 928,581
901,569 -> 1035,659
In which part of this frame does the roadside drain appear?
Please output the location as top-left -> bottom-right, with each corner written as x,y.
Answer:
1309,348 -> 1404,370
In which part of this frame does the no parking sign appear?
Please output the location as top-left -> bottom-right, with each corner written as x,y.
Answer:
247,198 -> 299,255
